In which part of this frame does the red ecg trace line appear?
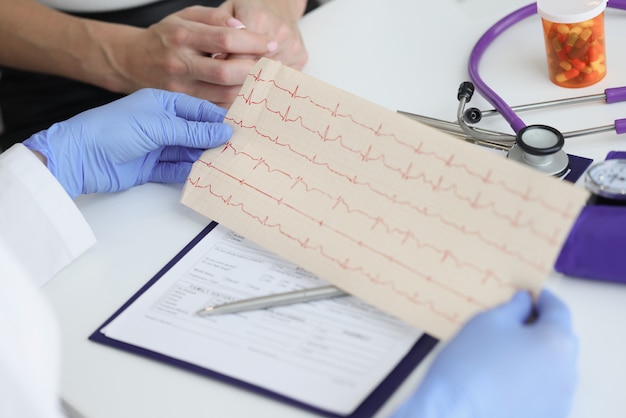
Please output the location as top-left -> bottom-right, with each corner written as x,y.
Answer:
189,159 -> 528,288
218,124 -> 565,249
239,69 -> 578,220
200,143 -> 559,266
187,177 -> 495,324
187,65 -> 575,324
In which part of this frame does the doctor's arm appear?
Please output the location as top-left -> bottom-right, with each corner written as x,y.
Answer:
0,89 -> 232,416
2,89 -> 231,285
392,289 -> 578,418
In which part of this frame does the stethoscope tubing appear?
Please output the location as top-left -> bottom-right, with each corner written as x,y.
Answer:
468,0 -> 626,135
399,109 -> 624,143
479,87 -> 626,118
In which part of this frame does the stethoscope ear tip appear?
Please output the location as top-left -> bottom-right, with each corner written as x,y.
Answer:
463,107 -> 482,124
457,81 -> 475,101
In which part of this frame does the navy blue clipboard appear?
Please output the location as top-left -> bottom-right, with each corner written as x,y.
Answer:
89,221 -> 439,418
563,154 -> 593,183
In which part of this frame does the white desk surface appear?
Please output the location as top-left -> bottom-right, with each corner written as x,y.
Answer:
42,0 -> 626,417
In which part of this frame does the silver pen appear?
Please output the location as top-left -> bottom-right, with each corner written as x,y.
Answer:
196,285 -> 347,316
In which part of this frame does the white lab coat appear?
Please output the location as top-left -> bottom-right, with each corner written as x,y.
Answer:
0,144 -> 96,418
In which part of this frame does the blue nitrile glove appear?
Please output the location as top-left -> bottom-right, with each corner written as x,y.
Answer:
392,290 -> 578,418
23,89 -> 232,199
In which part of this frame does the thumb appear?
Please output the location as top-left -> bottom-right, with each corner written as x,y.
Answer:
487,291 -> 534,324
155,89 -> 228,122
173,94 -> 228,123
185,122 -> 233,149
534,289 -> 573,330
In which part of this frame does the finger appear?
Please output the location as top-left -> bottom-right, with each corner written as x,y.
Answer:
151,89 -> 227,122
189,80 -> 243,106
172,93 -> 228,122
158,146 -> 204,163
176,6 -> 239,27
149,161 -> 193,184
188,25 -> 275,57
164,6 -> 276,60
145,105 -> 232,149
163,120 -> 232,149
265,47 -> 308,70
487,290 -> 534,324
184,122 -> 232,149
534,289 -> 573,330
189,57 -> 256,87
159,146 -> 205,163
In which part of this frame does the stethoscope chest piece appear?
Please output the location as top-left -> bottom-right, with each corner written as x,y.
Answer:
507,124 -> 569,176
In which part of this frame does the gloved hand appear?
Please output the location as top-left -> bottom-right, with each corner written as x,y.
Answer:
392,290 -> 578,418
23,89 -> 232,199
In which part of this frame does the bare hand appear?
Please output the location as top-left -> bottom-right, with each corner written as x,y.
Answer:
219,0 -> 309,70
114,6 -> 277,107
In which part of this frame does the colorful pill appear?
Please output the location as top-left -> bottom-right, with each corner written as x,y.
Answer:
555,68 -> 580,83
540,11 -> 606,87
580,28 -> 593,41
570,58 -> 586,71
557,24 -> 570,34
588,45 -> 600,62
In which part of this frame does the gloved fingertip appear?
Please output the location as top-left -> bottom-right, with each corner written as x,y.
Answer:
213,104 -> 228,119
493,290 -> 533,322
208,124 -> 233,148
512,289 -> 533,304
535,289 -> 573,329
537,288 -> 558,303
186,148 -> 204,161
221,123 -> 233,137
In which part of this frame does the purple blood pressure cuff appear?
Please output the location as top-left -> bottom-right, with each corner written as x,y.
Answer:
555,204 -> 626,284
555,150 -> 626,284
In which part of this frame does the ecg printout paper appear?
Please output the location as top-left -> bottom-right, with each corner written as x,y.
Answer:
181,58 -> 590,340
99,224 -> 423,416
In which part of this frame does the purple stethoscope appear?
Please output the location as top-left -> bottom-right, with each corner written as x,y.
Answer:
401,0 -> 626,176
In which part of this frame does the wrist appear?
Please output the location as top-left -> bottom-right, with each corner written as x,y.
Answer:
29,149 -> 47,165
23,124 -> 83,199
79,21 -> 144,93
284,0 -> 308,20
287,0 -> 309,19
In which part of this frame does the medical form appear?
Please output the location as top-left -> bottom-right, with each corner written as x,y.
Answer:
93,223 -> 431,417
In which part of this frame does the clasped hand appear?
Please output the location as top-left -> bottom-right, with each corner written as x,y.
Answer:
114,1 -> 308,107
24,89 -> 232,199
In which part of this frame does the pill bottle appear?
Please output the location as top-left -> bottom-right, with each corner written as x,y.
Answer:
537,0 -> 608,88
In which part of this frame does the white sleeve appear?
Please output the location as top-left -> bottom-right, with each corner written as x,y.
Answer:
0,239 -> 67,418
0,144 -> 96,418
0,143 -> 96,287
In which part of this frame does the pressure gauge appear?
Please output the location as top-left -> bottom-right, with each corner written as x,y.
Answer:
584,159 -> 626,201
